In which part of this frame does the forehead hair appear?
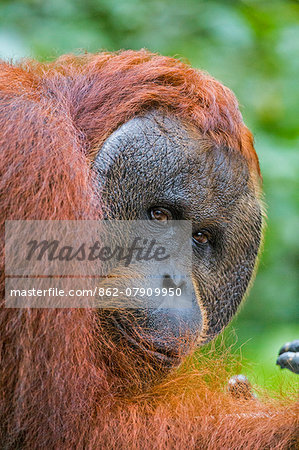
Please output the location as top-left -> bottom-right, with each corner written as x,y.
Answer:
1,50 -> 260,177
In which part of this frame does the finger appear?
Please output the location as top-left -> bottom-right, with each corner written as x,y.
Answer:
278,339 -> 299,356
227,375 -> 256,400
276,352 -> 299,374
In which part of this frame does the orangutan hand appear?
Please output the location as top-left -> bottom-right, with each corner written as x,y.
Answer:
276,340 -> 299,374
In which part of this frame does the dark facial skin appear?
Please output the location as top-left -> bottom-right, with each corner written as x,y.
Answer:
93,111 -> 262,370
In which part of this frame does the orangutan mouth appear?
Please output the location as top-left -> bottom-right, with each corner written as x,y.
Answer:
110,315 -> 182,367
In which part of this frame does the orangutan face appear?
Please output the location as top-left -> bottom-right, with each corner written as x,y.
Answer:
94,111 -> 262,368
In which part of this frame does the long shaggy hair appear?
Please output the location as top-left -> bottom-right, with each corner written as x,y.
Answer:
0,50 -> 297,449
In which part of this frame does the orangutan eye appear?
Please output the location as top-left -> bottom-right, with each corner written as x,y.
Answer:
149,207 -> 172,222
192,231 -> 209,245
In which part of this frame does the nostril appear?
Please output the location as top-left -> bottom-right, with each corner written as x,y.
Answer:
176,280 -> 186,289
162,274 -> 176,289
162,274 -> 186,290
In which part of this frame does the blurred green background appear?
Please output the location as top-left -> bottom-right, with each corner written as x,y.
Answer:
0,0 -> 298,389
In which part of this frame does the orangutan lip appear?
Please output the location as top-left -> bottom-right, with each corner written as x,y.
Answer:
111,317 -> 181,366
142,346 -> 181,366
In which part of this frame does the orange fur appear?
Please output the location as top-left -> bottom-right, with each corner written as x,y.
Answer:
0,51 -> 297,449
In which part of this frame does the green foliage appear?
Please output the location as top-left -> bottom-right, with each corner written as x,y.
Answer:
0,0 -> 298,388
